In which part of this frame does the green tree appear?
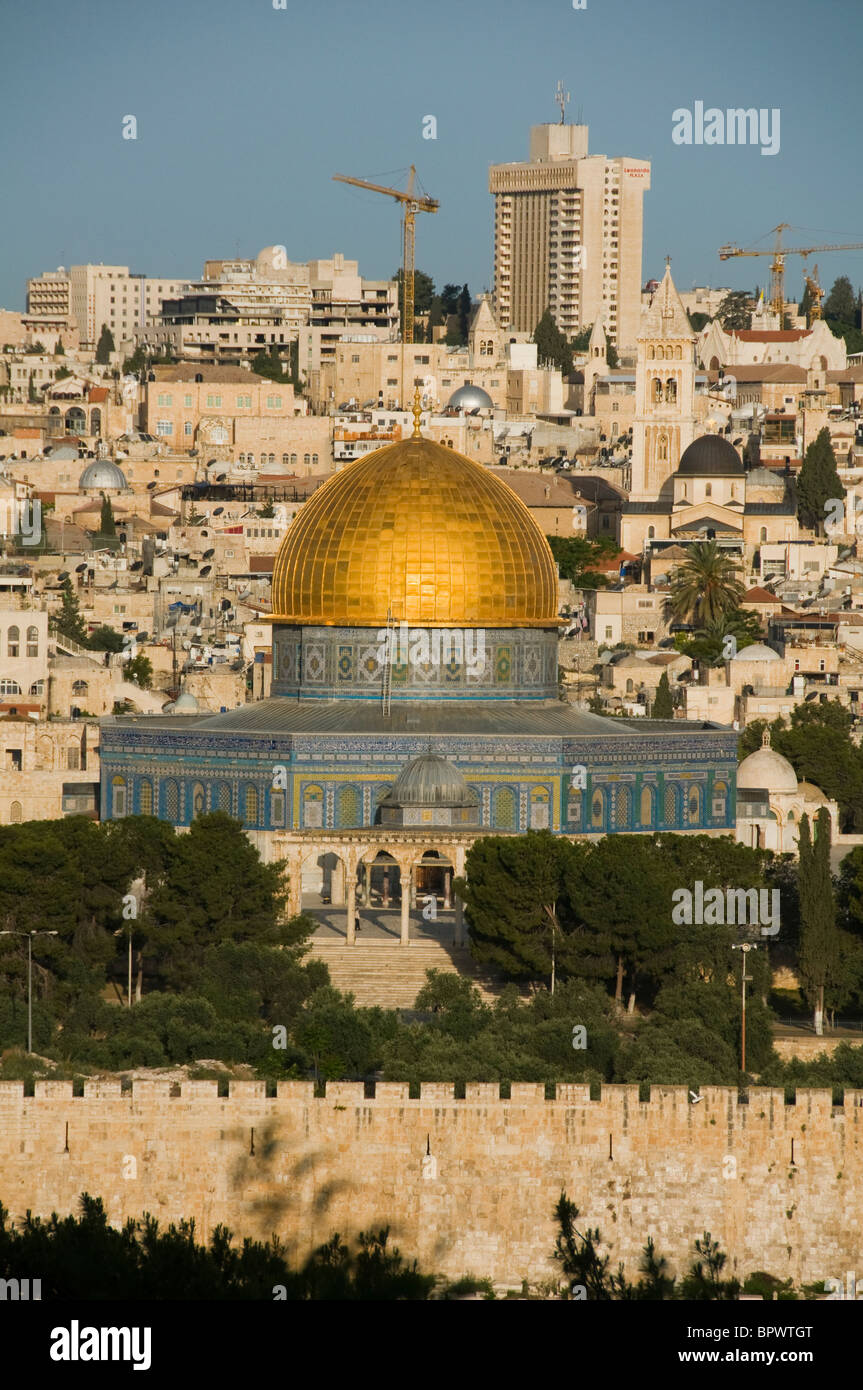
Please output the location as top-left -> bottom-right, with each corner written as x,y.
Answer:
95,325 -> 115,364
679,1232 -> 740,1300
651,670 -> 674,718
250,345 -> 288,384
797,810 -> 841,1034
457,284 -> 471,344
668,540 -> 744,625
125,653 -> 153,689
797,427 -> 844,534
426,294 -> 445,341
99,494 -> 116,537
440,283 -> 460,315
533,308 -> 573,376
88,624 -> 126,653
457,832 -> 583,991
716,291 -> 752,330
823,275 -> 857,326
688,311 -> 710,333
27,372 -> 38,402
56,338 -> 65,356
395,268 -> 435,322
546,534 -> 619,588
55,576 -> 88,644
676,607 -> 763,665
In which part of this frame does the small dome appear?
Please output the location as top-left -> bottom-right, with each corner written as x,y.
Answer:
172,692 -> 200,713
446,383 -> 494,412
737,730 -> 798,795
381,752 -> 478,809
797,780 -> 827,803
746,467 -> 784,488
730,642 -> 780,662
79,460 -> 128,491
677,436 -> 744,476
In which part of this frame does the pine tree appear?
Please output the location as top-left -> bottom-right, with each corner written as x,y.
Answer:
652,670 -> 674,718
533,309 -> 573,376
797,427 -> 844,533
824,275 -> 857,326
95,325 -> 115,365
56,577 -> 89,644
798,809 -> 841,1035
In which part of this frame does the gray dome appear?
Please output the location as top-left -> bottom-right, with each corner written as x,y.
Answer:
729,642 -> 780,663
677,435 -> 744,476
381,752 -> 478,809
172,691 -> 200,713
79,460 -> 129,491
446,383 -> 494,412
746,466 -> 784,488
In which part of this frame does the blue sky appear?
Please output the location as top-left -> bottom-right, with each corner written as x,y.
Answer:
2,0 -> 862,311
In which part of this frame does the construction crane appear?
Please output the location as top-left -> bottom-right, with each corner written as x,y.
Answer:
718,223 -> 863,320
332,166 -> 439,349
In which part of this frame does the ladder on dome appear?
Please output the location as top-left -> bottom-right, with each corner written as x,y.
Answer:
381,605 -> 394,717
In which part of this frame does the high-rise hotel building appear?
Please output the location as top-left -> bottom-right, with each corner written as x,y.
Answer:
489,123 -> 650,352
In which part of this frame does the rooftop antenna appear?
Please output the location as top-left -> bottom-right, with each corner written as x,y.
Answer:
555,80 -> 570,125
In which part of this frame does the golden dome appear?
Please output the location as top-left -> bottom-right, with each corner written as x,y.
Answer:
270,437 -> 559,627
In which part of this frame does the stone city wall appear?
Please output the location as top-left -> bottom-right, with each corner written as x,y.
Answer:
0,1080 -> 860,1287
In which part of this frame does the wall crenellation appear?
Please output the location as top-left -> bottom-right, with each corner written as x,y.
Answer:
2,1083 -> 861,1286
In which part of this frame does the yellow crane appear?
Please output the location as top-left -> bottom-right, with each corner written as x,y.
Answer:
718,223 -> 863,319
803,264 -> 825,322
332,166 -> 439,348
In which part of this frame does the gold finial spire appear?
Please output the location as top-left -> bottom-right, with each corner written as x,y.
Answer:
411,386 -> 423,438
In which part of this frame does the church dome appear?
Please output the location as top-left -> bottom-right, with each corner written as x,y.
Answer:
270,435 -> 558,627
79,460 -> 128,491
677,436 -> 744,476
446,384 -> 494,411
729,642 -> 780,663
737,731 -> 798,795
381,751 -> 478,809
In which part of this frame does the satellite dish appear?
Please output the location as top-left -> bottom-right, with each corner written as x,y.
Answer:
216,474 -> 226,483
136,632 -> 148,643
75,563 -> 87,572
147,480 -> 157,490
199,564 -> 211,577
182,639 -> 191,650
203,548 -> 215,559
213,507 -> 223,516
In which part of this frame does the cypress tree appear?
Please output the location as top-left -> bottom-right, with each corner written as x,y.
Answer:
652,671 -> 674,719
95,325 -> 115,365
798,808 -> 840,1035
797,427 -> 844,534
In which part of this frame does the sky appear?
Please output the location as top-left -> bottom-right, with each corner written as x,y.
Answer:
2,0 -> 862,312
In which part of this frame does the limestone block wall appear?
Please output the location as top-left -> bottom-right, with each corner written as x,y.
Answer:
0,1081 -> 860,1287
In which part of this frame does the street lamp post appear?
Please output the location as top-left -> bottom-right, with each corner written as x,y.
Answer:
0,930 -> 59,1054
732,942 -> 758,1075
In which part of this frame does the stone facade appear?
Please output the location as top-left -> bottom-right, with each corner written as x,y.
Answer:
0,1081 -> 859,1288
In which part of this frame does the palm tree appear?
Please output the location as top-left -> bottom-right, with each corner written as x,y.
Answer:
668,541 -> 744,626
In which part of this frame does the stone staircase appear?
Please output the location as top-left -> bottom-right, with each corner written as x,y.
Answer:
307,937 -> 516,1009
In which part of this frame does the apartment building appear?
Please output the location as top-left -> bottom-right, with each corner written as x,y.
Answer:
489,122 -> 650,351
31,265 -> 191,351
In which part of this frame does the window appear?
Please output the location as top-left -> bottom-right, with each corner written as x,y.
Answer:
337,785 -> 361,828
184,394 -> 193,407
657,434 -> 668,462
29,681 -> 44,696
604,626 -> 613,640
591,789 -> 604,828
243,785 -> 259,823
139,779 -> 153,816
304,454 -> 310,465
157,420 -> 173,435
206,394 -> 222,408
217,783 -> 231,813
493,786 -> 517,831
7,626 -> 19,658
688,786 -> 701,824
312,453 -> 318,464
25,626 -> 38,658
164,779 -> 179,820
157,393 -> 172,406
303,784 -> 324,828
640,785 -> 653,826
192,782 -> 206,817
72,680 -> 88,696
236,395 -> 251,407
266,395 -> 282,409
112,775 -> 127,818
663,784 -> 677,824
705,483 -> 712,497
0,679 -> 21,694
184,421 -> 192,436
10,801 -> 22,823
66,746 -> 80,770
615,786 -> 631,827
270,790 -> 286,825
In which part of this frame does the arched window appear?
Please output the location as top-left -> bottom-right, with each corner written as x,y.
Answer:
657,434 -> 668,462
337,784 -> 362,828
291,453 -> 297,466
615,786 -> 631,828
90,408 -> 101,435
647,526 -> 655,539
192,781 -> 206,817
112,775 -> 127,818
216,783 -> 232,814
529,787 -> 550,829
760,527 -> 767,542
648,345 -> 655,359
10,801 -> 22,823
303,783 -> 324,827
269,453 -> 275,464
665,378 -> 677,403
688,785 -> 701,824
139,779 -> 153,816
591,788 -> 604,828
705,483 -> 712,497
663,784 -> 678,825
72,680 -> 88,696
640,785 -> 654,826
282,453 -> 289,465
626,678 -> 635,694
164,780 -> 179,820
493,786 -> 517,830
656,346 -> 665,361
312,453 -> 319,465
243,784 -> 259,824
304,454 -> 311,465
270,789 -> 286,825
239,453 -> 245,464
66,744 -> 80,770
29,681 -> 44,695
653,378 -> 663,403
65,406 -> 86,434
7,625 -> 19,658
674,345 -> 682,360
26,626 -> 38,657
